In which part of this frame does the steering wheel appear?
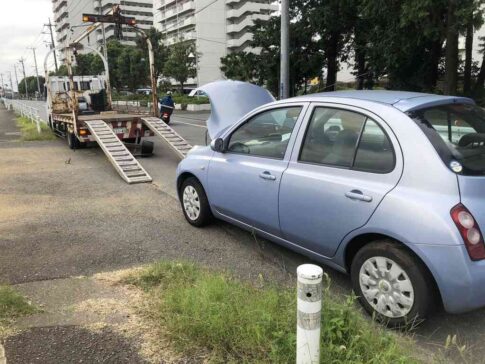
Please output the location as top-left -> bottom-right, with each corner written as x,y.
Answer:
229,142 -> 250,154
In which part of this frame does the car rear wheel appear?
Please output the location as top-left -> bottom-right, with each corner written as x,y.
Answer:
351,240 -> 433,328
180,177 -> 212,227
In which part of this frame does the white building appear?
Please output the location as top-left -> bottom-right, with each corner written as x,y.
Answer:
52,0 -> 153,60
154,0 -> 277,87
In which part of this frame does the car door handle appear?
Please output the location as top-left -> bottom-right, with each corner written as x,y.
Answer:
259,171 -> 276,181
345,190 -> 373,202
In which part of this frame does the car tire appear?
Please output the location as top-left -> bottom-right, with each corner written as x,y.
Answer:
351,240 -> 434,328
180,177 -> 212,227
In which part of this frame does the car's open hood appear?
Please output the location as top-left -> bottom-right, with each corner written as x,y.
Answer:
196,80 -> 275,139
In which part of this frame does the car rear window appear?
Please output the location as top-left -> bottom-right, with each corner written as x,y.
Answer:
409,103 -> 485,175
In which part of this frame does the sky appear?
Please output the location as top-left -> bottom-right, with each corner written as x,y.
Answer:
0,1 -> 484,91
0,0 -> 53,91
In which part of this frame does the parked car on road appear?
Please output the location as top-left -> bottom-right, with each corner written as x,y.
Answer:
188,89 -> 208,98
176,81 -> 485,326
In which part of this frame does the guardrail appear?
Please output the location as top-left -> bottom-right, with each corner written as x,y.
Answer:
1,98 -> 45,134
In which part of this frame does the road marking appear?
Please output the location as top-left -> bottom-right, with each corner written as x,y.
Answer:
4,132 -> 20,136
172,120 -> 207,129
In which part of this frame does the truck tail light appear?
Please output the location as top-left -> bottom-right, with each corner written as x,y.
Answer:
451,204 -> 485,261
79,129 -> 90,136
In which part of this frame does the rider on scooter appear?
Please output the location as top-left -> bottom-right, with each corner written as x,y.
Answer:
159,91 -> 175,124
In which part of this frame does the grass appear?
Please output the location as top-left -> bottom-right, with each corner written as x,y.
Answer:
0,285 -> 37,325
126,261 -> 419,363
16,116 -> 56,142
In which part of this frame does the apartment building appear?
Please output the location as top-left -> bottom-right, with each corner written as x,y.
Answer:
154,0 -> 277,87
52,0 -> 153,60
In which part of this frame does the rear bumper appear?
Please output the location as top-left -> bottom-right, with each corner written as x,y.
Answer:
415,243 -> 485,313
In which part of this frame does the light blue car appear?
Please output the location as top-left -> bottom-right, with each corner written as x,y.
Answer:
176,81 -> 485,326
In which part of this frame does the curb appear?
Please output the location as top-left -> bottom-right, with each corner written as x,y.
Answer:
0,342 -> 6,364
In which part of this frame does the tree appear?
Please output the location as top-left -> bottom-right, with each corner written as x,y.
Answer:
251,11 -> 324,96
444,0 -> 459,95
474,36 -> 485,96
220,52 -> 259,82
75,53 -> 104,76
163,40 -> 197,92
106,40 -> 125,90
18,76 -> 45,96
136,27 -> 168,83
304,0 -> 355,91
117,47 -> 148,91
360,0 -> 448,91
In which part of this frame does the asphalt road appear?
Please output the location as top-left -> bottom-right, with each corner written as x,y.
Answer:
3,101 -> 485,361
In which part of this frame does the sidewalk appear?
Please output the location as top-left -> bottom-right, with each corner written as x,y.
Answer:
0,103 -> 20,142
2,272 -> 158,363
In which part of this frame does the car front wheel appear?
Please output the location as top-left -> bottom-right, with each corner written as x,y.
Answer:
180,177 -> 212,227
351,240 -> 434,328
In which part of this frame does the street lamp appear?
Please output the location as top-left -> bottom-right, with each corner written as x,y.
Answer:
188,51 -> 199,87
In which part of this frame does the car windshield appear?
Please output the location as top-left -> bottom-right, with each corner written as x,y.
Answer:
410,103 -> 485,175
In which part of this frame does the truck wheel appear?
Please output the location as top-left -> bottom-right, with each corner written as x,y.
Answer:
180,177 -> 212,227
351,240 -> 434,328
67,131 -> 79,150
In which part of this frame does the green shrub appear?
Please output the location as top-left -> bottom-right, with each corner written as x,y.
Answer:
127,261 -> 417,363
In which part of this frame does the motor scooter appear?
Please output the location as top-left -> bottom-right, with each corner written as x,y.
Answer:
160,105 -> 174,124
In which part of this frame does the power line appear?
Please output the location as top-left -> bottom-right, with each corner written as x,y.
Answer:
44,18 -> 59,72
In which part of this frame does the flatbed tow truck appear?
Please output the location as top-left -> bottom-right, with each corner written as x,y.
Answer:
43,5 -> 192,184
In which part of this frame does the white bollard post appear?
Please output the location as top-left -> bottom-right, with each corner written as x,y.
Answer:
296,264 -> 323,364
35,110 -> 41,133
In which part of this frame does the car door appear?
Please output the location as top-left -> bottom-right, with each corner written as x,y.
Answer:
208,103 -> 308,236
279,104 -> 403,257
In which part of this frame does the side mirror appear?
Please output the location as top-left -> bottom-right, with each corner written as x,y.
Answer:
210,138 -> 225,153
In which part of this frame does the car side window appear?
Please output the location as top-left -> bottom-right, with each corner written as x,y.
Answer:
227,106 -> 302,159
353,119 -> 395,173
299,107 -> 395,173
300,108 -> 366,167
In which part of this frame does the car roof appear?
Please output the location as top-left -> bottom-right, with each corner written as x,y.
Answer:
290,90 -> 474,112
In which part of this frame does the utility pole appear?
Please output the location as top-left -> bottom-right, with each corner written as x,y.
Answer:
0,73 -> 4,97
45,18 -> 59,72
8,71 -> 14,98
13,65 -> 19,99
29,47 -> 42,97
280,0 -> 290,99
19,58 -> 29,99
97,0 -> 108,67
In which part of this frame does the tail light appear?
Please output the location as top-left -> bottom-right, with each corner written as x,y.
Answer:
163,113 -> 169,118
451,204 -> 485,261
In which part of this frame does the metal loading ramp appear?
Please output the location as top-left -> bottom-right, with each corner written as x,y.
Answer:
142,117 -> 193,159
84,120 -> 152,184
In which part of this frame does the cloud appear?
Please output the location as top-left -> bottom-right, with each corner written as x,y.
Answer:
0,0 -> 53,84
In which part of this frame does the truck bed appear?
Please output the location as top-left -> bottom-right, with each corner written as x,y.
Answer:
53,112 -> 145,123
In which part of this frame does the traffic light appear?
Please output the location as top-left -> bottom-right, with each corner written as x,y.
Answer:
82,13 -> 136,26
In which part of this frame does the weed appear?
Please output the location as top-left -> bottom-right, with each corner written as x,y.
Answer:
0,285 -> 37,325
127,261 -> 418,363
16,116 -> 56,142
